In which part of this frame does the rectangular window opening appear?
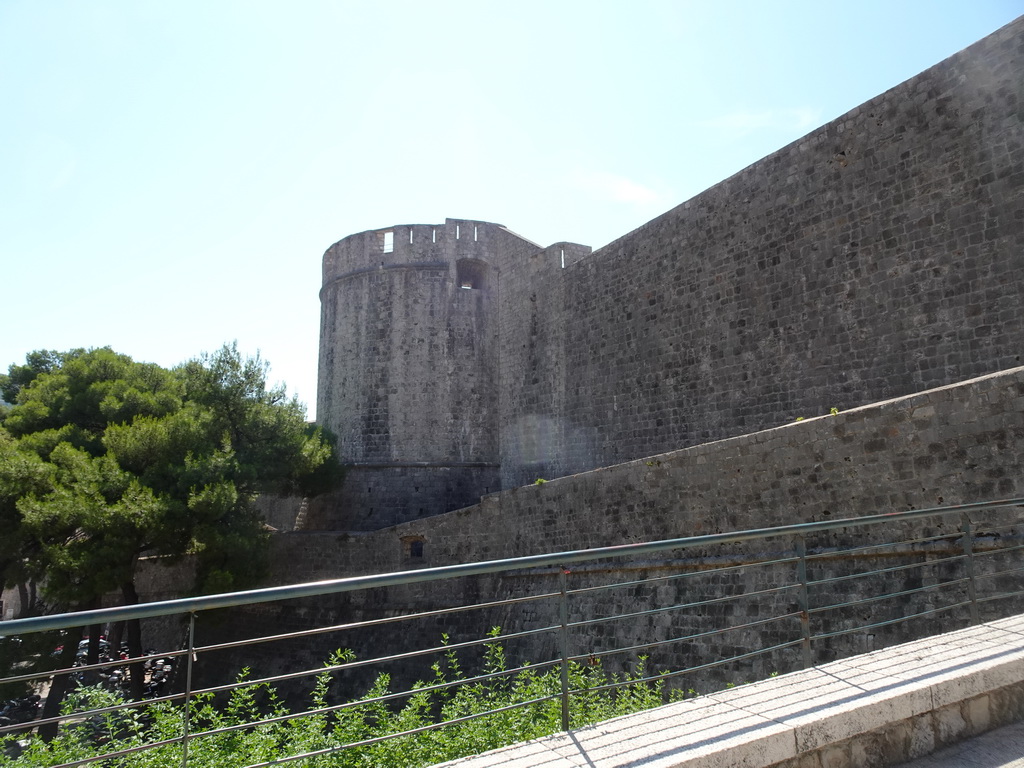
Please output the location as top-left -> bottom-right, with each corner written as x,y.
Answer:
409,229 -> 414,243
383,231 -> 394,254
560,248 -> 565,268
432,229 -> 436,243
474,226 -> 478,241
456,224 -> 461,240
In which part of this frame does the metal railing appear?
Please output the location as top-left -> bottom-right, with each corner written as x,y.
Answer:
2,497 -> 1023,767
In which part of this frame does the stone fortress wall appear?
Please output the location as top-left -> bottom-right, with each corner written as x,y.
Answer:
283,366 -> 1024,580
197,17 -> 1024,696
311,17 -> 1024,531
228,366 -> 1024,697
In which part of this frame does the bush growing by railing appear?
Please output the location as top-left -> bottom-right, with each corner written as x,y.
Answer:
1,630 -> 673,768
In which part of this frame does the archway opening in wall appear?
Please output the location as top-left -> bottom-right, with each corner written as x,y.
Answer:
456,258 -> 488,290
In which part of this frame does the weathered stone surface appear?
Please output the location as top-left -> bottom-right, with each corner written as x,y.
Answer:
188,14 -> 1024,715
314,16 -> 1024,529
428,618 -> 1024,768
201,366 -> 1024,701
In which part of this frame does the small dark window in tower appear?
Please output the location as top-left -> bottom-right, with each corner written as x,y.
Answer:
456,258 -> 487,291
401,535 -> 425,560
383,231 -> 394,253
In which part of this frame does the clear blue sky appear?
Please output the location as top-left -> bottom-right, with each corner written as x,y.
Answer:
2,1 -> 1020,420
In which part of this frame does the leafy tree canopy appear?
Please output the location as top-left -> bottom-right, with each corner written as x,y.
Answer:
0,349 -> 64,405
0,344 -> 339,608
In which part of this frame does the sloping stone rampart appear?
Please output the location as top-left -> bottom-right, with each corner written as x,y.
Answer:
202,367 -> 1024,699
284,367 -> 1024,578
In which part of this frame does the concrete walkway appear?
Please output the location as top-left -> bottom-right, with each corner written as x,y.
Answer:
436,613 -> 1024,768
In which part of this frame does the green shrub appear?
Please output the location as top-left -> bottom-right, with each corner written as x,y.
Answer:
0,633 -> 670,768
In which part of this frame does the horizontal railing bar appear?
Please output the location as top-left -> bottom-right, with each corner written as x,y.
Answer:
2,688 -> 186,736
46,689 -> 567,768
4,496 -> 1022,768
973,541 -> 1024,559
568,583 -> 800,630
1,621 -> 796,738
570,638 -> 803,697
803,523 -> 1024,556
578,612 -> 802,662
811,599 -> 969,641
805,541 -> 1014,568
48,731 -> 189,768
975,564 -> 1024,582
2,646 -> 189,687
566,555 -> 801,597
8,498 -> 1021,636
804,528 -> 972,558
809,578 -> 969,615
192,589 -> 562,656
189,623 -> 563,699
185,655 -> 565,742
56,649 -> 184,679
40,660 -> 568,767
633,639 -> 805,688
972,524 -> 1023,537
5,651 -> 185,691
242,692 -> 563,768
807,553 -> 966,588
978,588 -> 1024,604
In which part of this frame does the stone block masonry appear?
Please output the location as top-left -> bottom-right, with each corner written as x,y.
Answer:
315,219 -> 543,530
287,364 -> 1024,582
206,14 -> 1024,704
204,366 -> 1024,700
314,16 -> 1024,528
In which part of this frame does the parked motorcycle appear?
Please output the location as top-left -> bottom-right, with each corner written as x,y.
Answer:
0,694 -> 40,726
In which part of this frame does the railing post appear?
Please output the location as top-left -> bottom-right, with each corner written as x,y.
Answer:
558,566 -> 571,732
961,512 -> 980,625
181,612 -> 196,768
796,535 -> 813,669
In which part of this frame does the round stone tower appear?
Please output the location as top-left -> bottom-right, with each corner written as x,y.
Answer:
316,218 -> 520,530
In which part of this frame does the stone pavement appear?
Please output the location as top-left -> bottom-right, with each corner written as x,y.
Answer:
435,613 -> 1024,768
896,720 -> 1024,767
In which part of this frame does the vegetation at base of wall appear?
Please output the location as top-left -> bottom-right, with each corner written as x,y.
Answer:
0,632 -> 683,768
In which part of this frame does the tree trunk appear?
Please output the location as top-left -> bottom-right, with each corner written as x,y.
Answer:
86,624 -> 101,668
121,581 -> 145,700
15,583 -> 30,618
108,621 -> 124,661
38,632 -> 81,742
